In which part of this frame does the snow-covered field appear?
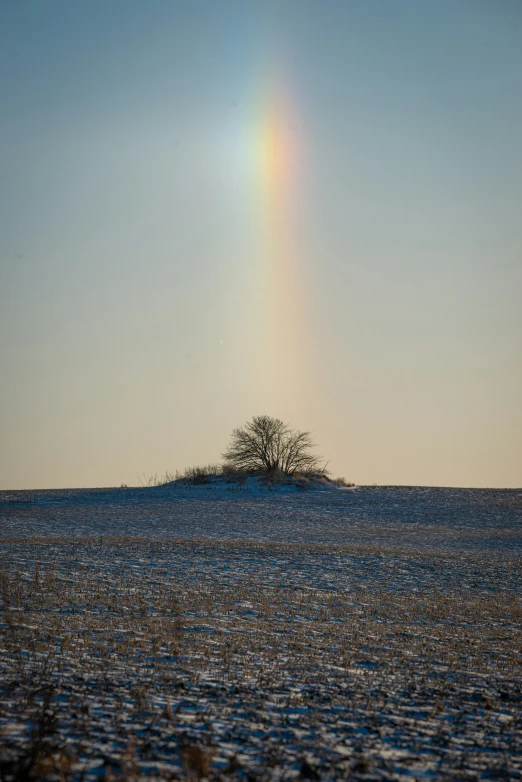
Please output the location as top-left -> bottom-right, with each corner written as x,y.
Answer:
1,482 -> 521,552
1,485 -> 521,779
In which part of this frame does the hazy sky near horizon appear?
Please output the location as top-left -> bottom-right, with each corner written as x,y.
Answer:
1,0 -> 521,489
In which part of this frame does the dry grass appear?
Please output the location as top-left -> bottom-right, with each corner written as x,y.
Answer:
137,471 -> 179,487
0,538 -> 521,779
133,465 -> 354,490
177,465 -> 224,485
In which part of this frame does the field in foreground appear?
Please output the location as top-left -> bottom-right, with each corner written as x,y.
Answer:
0,486 -> 521,779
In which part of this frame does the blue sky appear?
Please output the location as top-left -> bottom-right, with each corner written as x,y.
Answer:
1,1 -> 521,488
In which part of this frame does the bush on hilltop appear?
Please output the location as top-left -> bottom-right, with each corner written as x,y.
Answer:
222,415 -> 326,478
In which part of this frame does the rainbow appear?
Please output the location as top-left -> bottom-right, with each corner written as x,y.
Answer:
253,78 -> 308,413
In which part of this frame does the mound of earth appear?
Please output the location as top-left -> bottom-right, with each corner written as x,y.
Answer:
163,475 -> 355,492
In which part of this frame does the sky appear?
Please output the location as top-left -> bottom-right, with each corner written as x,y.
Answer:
1,0 -> 521,489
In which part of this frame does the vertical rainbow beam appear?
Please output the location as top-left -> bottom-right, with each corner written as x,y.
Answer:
256,81 -> 305,413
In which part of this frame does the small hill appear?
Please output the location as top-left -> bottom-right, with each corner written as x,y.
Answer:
164,471 -> 355,492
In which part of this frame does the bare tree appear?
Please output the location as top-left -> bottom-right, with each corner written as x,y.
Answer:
222,415 -> 325,477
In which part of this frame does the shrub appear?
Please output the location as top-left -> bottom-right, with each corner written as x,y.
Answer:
331,476 -> 355,488
177,464 -> 223,485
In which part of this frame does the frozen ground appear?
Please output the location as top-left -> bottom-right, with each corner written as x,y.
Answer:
0,485 -> 521,779
1,483 -> 521,553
